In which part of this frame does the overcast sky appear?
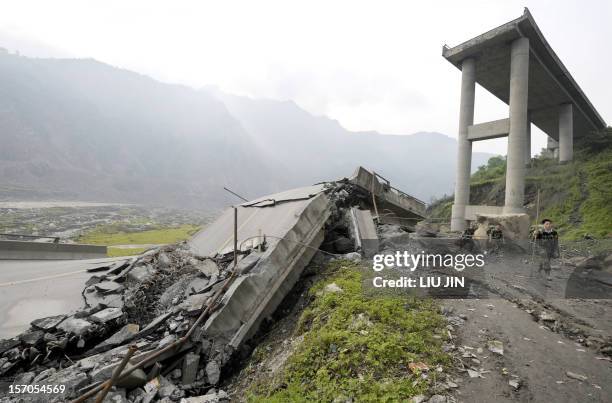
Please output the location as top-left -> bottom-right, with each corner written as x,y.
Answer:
1,0 -> 610,155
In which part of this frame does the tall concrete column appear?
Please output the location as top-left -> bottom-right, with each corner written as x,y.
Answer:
504,37 -> 529,214
559,103 -> 573,162
547,137 -> 559,159
525,112 -> 531,166
451,57 -> 476,232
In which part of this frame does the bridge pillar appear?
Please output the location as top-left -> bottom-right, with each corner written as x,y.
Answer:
450,57 -> 475,232
526,111 -> 531,166
504,37 -> 529,214
559,103 -> 573,163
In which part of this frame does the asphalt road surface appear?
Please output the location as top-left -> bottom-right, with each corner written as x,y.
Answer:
0,257 -> 127,339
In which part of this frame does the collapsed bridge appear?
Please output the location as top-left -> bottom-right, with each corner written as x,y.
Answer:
0,167 -> 425,403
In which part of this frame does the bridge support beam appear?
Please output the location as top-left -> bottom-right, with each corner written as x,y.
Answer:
450,58 -> 475,232
504,37 -> 529,214
526,111 -> 531,166
559,103 -> 573,163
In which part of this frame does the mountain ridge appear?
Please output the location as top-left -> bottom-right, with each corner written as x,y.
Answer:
0,52 -> 494,209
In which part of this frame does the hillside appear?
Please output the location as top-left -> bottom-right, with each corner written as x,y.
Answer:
429,128 -> 612,239
0,52 -> 493,209
0,52 -> 271,209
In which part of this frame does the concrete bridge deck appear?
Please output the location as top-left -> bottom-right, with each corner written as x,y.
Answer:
443,8 -> 605,142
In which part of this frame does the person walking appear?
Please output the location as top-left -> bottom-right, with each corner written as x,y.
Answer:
534,218 -> 560,281
487,223 -> 504,254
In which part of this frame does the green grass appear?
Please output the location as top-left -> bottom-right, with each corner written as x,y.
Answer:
470,155 -> 506,184
247,260 -> 450,403
107,247 -> 148,257
78,224 -> 200,245
540,148 -> 612,239
78,224 -> 200,256
428,129 -> 612,240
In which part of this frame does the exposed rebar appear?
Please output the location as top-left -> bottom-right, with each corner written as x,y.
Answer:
94,344 -> 137,403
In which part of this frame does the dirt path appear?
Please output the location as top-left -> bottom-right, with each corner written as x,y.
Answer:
378,228 -> 612,402
445,298 -> 611,402
441,252 -> 612,403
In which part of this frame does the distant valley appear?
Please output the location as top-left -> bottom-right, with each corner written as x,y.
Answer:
0,52 -> 494,209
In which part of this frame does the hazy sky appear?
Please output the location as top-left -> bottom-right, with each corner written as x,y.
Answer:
1,0 -> 610,155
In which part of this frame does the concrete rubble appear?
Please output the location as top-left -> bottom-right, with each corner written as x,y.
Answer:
0,167 -> 424,402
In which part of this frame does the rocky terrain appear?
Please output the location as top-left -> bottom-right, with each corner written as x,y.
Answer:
1,206 -> 610,402
0,245 -> 235,402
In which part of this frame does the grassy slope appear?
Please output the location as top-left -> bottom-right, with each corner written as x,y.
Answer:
247,261 -> 450,402
78,224 -> 200,256
429,130 -> 612,240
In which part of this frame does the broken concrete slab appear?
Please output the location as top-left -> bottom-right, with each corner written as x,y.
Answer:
235,252 -> 262,275
3,347 -> 20,361
89,307 -> 125,324
136,312 -> 172,339
78,340 -> 151,374
185,277 -> 211,296
57,317 -> 93,336
87,259 -> 131,274
94,280 -> 123,294
197,259 -> 220,278
349,166 -> 426,223
200,187 -> 332,349
0,357 -> 18,375
18,329 -> 45,346
348,207 -> 379,258
93,323 -> 139,351
205,360 -> 220,385
74,305 -> 103,319
127,264 -> 155,282
475,213 -> 531,241
43,365 -> 89,398
32,367 -> 56,383
181,390 -> 229,403
0,338 -> 20,355
13,371 -> 35,384
182,352 -> 200,385
83,285 -> 124,308
116,362 -> 148,388
89,343 -> 153,383
158,277 -> 193,308
85,275 -> 103,287
180,293 -> 210,315
157,375 -> 178,398
30,314 -> 66,331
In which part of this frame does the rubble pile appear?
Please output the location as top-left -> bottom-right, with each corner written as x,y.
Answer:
0,246 -> 236,402
0,168 -> 427,402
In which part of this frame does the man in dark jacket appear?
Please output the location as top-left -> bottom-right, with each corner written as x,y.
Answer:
487,223 -> 504,254
534,218 -> 560,281
459,223 -> 477,252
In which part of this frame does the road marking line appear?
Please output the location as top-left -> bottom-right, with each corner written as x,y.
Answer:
0,269 -> 88,287
218,208 -> 261,252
